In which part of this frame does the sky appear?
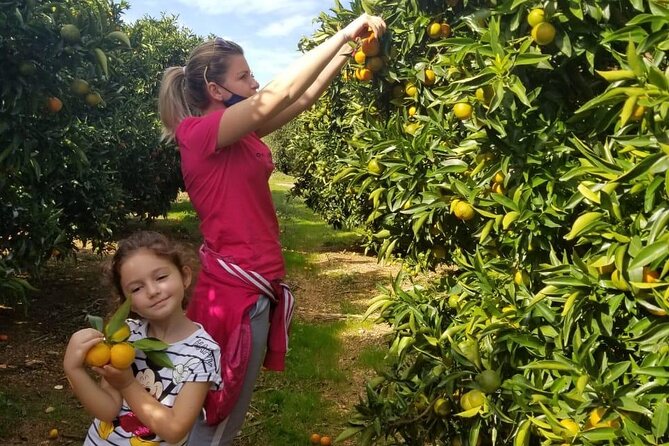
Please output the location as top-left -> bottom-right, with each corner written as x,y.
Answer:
121,0 -> 347,87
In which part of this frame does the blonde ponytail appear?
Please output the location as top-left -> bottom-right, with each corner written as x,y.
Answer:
158,66 -> 192,142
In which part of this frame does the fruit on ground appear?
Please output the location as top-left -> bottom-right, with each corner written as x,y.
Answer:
310,433 -> 321,444
527,8 -> 545,27
320,436 -> 332,446
48,428 -> 59,439
453,102 -> 473,120
531,22 -> 556,45
427,22 -> 442,38
460,389 -> 485,410
367,159 -> 384,175
47,97 -> 63,113
453,201 -> 475,221
85,92 -> 103,107
60,24 -> 81,43
85,342 -> 111,367
110,342 -> 136,369
71,78 -> 90,95
476,370 -> 502,393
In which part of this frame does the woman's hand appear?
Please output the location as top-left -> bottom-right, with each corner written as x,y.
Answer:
342,13 -> 387,42
63,328 -> 104,372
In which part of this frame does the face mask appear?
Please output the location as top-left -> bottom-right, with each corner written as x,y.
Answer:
223,93 -> 247,107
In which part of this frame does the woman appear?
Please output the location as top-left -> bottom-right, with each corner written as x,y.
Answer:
158,13 -> 386,445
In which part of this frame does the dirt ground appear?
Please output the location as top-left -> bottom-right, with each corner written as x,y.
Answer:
0,236 -> 400,445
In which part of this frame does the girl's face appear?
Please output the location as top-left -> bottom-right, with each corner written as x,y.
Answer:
220,54 -> 260,97
118,248 -> 191,322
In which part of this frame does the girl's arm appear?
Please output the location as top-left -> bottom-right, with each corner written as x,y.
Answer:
216,13 -> 385,148
256,42 -> 352,138
101,366 -> 210,444
63,329 -> 123,422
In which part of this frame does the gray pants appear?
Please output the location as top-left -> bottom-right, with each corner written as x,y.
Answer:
189,295 -> 271,446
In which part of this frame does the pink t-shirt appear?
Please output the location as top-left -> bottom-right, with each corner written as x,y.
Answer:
176,109 -> 285,279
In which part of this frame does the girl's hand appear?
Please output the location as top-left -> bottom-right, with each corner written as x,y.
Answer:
94,364 -> 135,391
63,328 -> 104,372
342,13 -> 386,42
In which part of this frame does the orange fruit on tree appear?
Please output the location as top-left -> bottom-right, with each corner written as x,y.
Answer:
85,92 -> 103,107
85,342 -> 111,367
60,24 -> 80,44
356,67 -> 373,81
475,85 -> 494,104
367,158 -> 384,175
531,22 -> 556,45
527,8 -> 545,27
361,35 -> 380,56
630,105 -> 645,122
353,50 -> 366,65
405,82 -> 418,97
441,23 -> 452,37
476,369 -> 502,393
427,22 -> 442,38
643,267 -> 660,283
110,342 -> 136,369
423,69 -> 436,86
559,419 -> 580,439
493,171 -> 505,184
453,201 -> 475,221
408,106 -> 417,116
310,433 -> 321,444
453,102 -> 473,120
366,56 -> 384,72
71,78 -> 90,95
47,97 -> 63,113
460,389 -> 485,410
514,269 -> 530,286
491,182 -> 505,194
320,436 -> 332,446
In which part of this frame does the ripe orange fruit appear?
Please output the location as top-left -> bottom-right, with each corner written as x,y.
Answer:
493,171 -> 505,184
531,22 -> 556,45
491,182 -> 505,194
475,86 -> 494,104
310,433 -> 321,444
588,407 -> 606,427
514,270 -> 530,286
559,419 -> 580,438
366,56 -> 384,72
441,23 -> 452,37
361,36 -> 380,57
453,201 -> 475,221
85,92 -> 103,107
453,102 -> 473,120
408,106 -> 417,116
85,342 -> 111,367
353,50 -> 366,65
423,69 -> 436,86
320,436 -> 332,446
427,22 -> 442,38
47,97 -> 63,113
110,342 -> 135,369
527,8 -> 545,27
643,267 -> 660,283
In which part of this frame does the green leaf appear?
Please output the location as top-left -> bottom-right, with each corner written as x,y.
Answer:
564,212 -> 604,240
86,315 -> 104,332
105,297 -> 132,339
652,402 -> 669,438
628,240 -> 669,270
626,39 -> 644,78
514,419 -> 531,446
145,350 -> 174,369
133,337 -> 169,352
93,48 -> 109,77
106,31 -> 131,49
335,426 -> 364,443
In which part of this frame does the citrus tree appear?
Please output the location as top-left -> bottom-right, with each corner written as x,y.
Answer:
283,0 -> 669,444
1,1 -> 199,307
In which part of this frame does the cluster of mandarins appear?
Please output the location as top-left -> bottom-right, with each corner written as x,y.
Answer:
351,29 -> 383,82
309,432 -> 332,445
527,8 -> 556,46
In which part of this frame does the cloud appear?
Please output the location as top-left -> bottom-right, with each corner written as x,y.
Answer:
175,0 -> 322,16
263,14 -> 316,37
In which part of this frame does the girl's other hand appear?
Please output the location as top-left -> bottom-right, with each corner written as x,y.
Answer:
94,364 -> 135,390
342,13 -> 386,42
63,328 -> 104,372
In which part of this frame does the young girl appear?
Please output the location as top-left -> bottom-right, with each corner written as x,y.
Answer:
157,12 -> 386,446
63,231 -> 221,446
